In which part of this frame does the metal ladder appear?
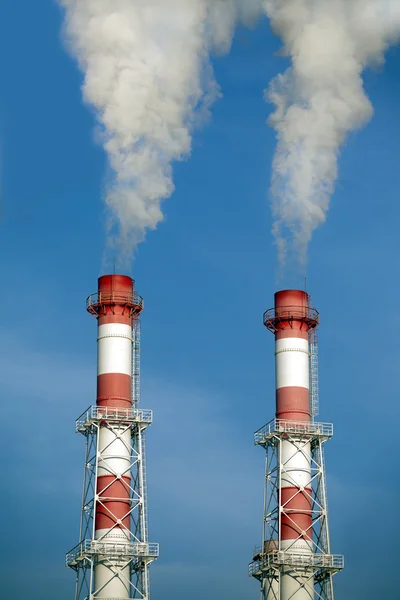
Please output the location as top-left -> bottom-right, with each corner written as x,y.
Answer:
318,444 -> 330,555
309,329 -> 319,418
140,430 -> 149,543
133,319 -> 141,406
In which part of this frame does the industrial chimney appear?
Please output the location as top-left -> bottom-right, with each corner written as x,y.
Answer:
66,274 -> 159,600
249,290 -> 343,599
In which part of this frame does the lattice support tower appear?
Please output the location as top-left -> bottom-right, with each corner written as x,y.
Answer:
249,290 -> 343,600
67,275 -> 159,600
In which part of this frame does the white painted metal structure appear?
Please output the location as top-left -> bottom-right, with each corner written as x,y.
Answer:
67,276 -> 158,600
250,418 -> 343,600
249,292 -> 343,600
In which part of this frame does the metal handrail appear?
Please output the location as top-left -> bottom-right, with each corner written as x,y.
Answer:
76,405 -> 153,432
66,540 -> 159,565
264,306 -> 319,330
249,551 -> 344,575
86,290 -> 144,311
254,419 -> 333,444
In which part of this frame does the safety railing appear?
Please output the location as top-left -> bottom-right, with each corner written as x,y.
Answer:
264,306 -> 319,332
76,405 -> 153,433
254,419 -> 333,445
249,551 -> 344,576
66,540 -> 159,566
86,290 -> 144,314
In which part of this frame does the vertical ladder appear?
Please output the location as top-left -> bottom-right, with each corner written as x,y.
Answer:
132,317 -> 149,542
318,443 -> 331,556
133,319 -> 141,406
309,328 -> 319,418
132,317 -> 151,598
141,430 -> 149,543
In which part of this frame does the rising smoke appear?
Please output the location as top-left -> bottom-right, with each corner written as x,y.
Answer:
58,1 -> 400,268
263,0 -> 400,266
58,0 -> 262,264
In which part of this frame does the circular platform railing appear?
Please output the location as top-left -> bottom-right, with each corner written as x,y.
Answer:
263,305 -> 319,332
86,290 -> 144,317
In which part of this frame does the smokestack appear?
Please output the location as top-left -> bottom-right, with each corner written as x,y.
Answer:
249,290 -> 343,599
66,275 -> 158,600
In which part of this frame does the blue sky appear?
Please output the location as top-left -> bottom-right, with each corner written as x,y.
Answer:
0,2 -> 399,599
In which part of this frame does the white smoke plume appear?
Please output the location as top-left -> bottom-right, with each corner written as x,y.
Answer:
262,0 -> 400,265
58,0 -> 262,264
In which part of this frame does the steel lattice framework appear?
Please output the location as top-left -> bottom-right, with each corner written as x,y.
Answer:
249,418 -> 343,599
67,405 -> 158,600
66,279 -> 158,600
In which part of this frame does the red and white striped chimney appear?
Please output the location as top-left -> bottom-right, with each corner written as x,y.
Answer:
274,290 -> 313,599
250,289 -> 343,599
94,274 -> 141,598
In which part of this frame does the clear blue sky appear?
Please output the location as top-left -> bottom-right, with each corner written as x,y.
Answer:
0,2 -> 399,599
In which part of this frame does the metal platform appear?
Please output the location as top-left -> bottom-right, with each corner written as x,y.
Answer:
86,290 -> 144,318
76,405 -> 153,434
263,306 -> 319,333
254,419 -> 333,446
249,551 -> 344,578
66,540 -> 159,569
